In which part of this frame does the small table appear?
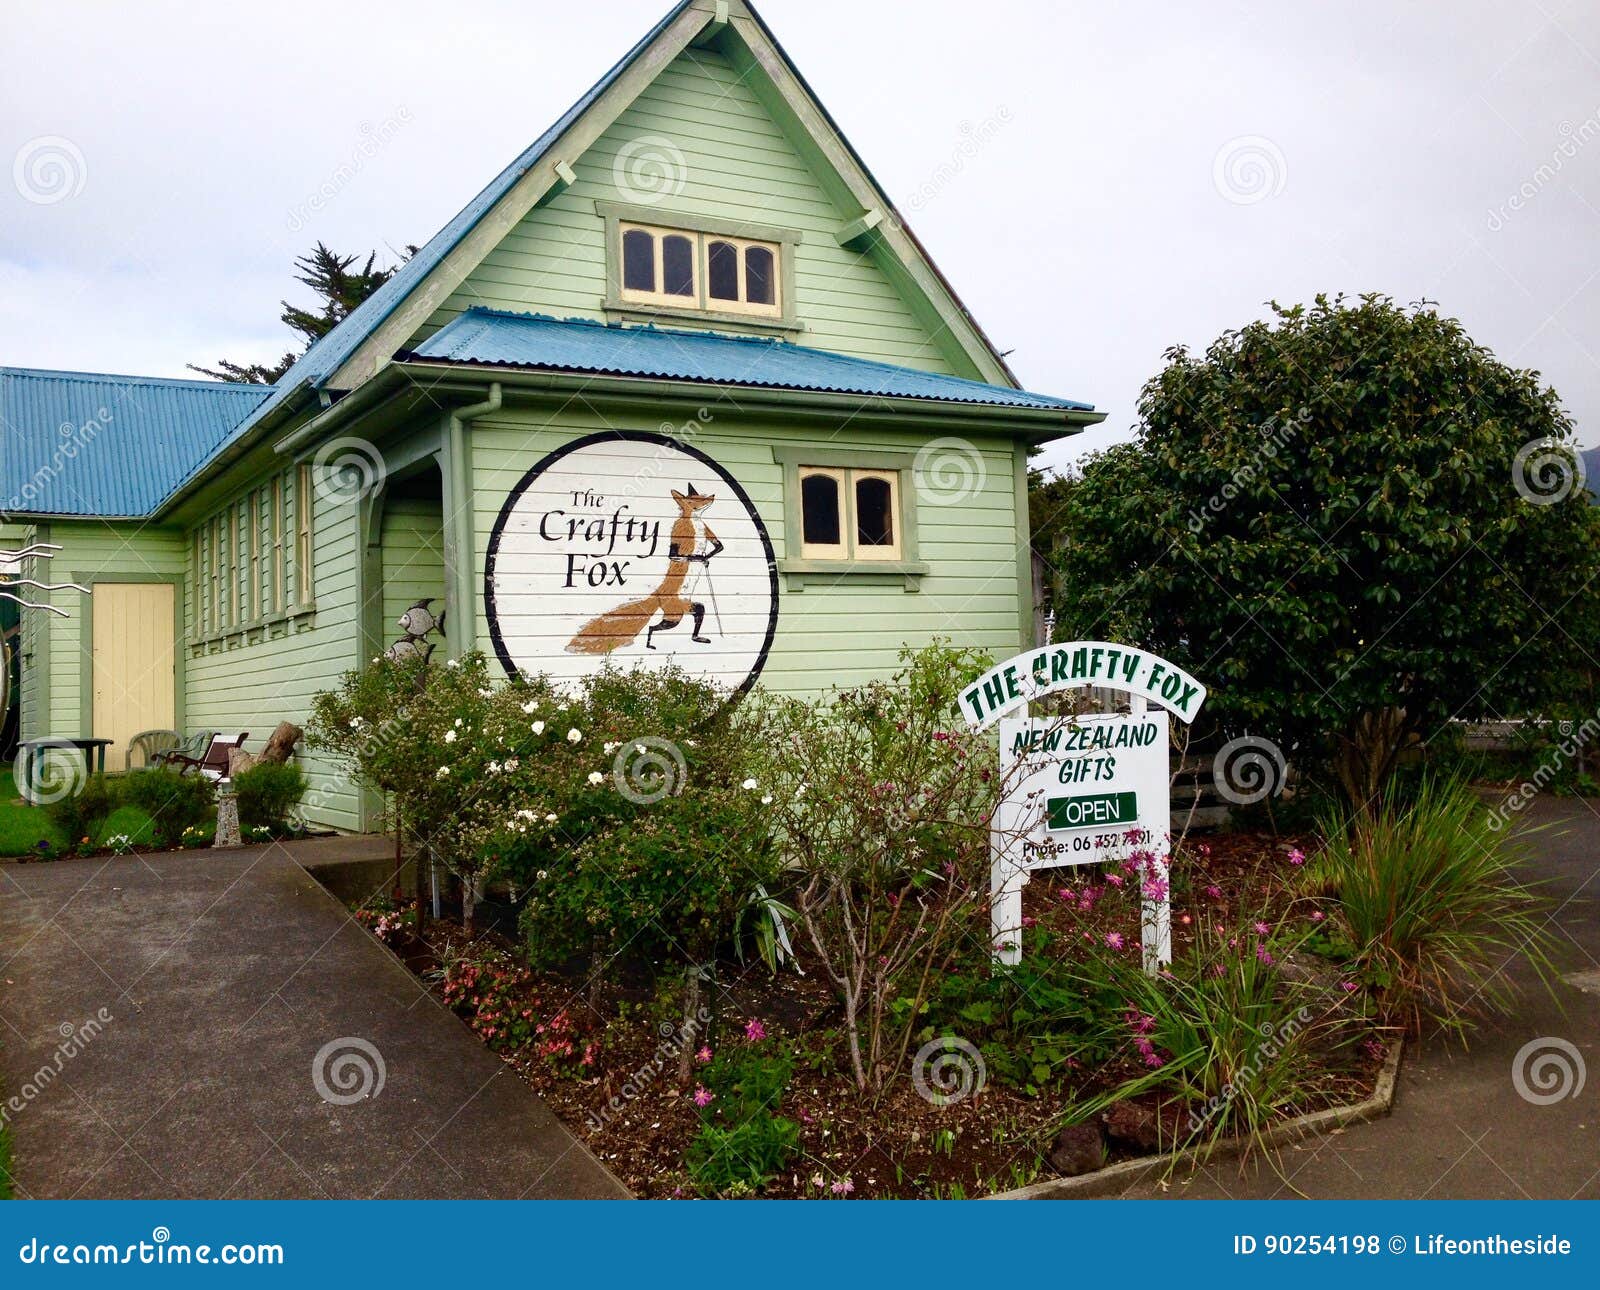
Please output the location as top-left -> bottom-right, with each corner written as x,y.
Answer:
14,738 -> 113,805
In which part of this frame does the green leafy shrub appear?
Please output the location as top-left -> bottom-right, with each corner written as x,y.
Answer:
233,761 -> 309,832
121,768 -> 215,850
685,1031 -> 799,1195
45,773 -> 122,849
1314,774 -> 1558,1033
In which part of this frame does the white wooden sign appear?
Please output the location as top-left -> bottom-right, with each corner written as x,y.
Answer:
485,432 -> 779,694
993,711 -> 1172,973
976,644 -> 1207,973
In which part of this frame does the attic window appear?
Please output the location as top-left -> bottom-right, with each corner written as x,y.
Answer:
613,217 -> 786,321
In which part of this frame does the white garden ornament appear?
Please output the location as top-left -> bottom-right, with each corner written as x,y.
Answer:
958,642 -> 1208,974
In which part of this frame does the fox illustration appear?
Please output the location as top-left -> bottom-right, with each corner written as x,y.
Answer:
567,486 -> 725,654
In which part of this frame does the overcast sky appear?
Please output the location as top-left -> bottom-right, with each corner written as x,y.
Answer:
3,0 -> 1597,475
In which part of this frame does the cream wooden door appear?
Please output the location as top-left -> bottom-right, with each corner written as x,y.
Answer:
92,583 -> 175,767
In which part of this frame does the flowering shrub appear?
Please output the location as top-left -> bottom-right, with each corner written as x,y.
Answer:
744,640 -> 997,1092
441,953 -> 597,1076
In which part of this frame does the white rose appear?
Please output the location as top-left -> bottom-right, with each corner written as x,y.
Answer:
436,767 -> 450,779
588,771 -> 605,786
531,721 -> 546,735
741,778 -> 758,790
567,728 -> 582,743
444,730 -> 457,744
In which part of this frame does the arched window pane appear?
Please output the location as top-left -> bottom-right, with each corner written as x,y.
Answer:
856,476 -> 894,546
801,473 -> 841,545
662,235 -> 695,297
622,229 -> 655,292
708,240 -> 739,301
745,245 -> 775,305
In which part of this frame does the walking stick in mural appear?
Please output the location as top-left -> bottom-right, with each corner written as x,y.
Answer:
567,485 -> 725,654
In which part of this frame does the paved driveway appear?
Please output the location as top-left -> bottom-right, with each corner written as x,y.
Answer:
0,838 -> 625,1199
1115,796 -> 1600,1200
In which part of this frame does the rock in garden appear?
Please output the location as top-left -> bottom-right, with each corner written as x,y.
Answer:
1047,1124 -> 1106,1176
1102,1098 -> 1186,1152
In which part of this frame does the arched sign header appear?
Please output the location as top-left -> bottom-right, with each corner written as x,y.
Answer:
959,641 -> 1207,730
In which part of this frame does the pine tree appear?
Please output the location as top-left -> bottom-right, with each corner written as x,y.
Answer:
189,241 -> 416,384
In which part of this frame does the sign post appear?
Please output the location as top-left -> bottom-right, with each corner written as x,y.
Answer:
960,642 -> 1207,974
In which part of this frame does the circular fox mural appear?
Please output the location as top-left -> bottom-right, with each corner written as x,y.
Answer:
484,432 -> 780,694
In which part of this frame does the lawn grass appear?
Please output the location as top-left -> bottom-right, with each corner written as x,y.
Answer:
0,763 -> 158,858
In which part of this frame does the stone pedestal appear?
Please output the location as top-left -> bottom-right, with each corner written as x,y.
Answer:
214,783 -> 242,849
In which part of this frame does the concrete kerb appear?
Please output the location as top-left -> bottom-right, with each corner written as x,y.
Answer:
989,1036 -> 1406,1200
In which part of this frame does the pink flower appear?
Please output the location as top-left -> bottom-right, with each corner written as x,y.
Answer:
1255,944 -> 1275,966
831,1178 -> 855,1195
695,1046 -> 712,1064
1105,931 -> 1126,950
1142,1051 -> 1166,1068
692,1086 -> 715,1107
1106,874 -> 1125,888
1204,884 -> 1224,900
1253,921 -> 1271,936
1179,913 -> 1192,925
1287,847 -> 1306,866
1340,981 -> 1358,993
1310,910 -> 1325,922
1021,915 -> 1038,928
743,1018 -> 767,1042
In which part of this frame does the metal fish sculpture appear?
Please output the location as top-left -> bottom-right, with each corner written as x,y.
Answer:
398,598 -> 446,638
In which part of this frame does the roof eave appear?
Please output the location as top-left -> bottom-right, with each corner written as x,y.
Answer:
390,358 -> 1098,435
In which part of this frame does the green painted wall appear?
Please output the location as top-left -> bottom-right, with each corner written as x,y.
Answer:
25,522 -> 189,745
427,45 -> 961,375
468,407 -> 1025,695
379,496 -> 446,643
183,494 -> 362,830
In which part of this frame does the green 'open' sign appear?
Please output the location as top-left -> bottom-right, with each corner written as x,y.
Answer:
1047,791 -> 1138,832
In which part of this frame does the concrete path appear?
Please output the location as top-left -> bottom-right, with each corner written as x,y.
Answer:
0,837 -> 626,1199
1116,797 -> 1600,1200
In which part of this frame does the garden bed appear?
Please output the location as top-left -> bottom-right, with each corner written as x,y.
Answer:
352,829 -> 1394,1200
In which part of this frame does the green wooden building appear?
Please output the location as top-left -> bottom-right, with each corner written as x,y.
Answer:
1,0 -> 1101,831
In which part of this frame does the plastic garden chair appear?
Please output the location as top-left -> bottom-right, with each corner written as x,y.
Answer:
126,728 -> 183,771
149,730 -> 214,770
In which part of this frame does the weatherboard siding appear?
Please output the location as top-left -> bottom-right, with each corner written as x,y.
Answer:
427,46 -> 960,375
183,492 -> 362,831
31,523 -> 188,745
467,408 -> 1024,697
380,498 -> 446,635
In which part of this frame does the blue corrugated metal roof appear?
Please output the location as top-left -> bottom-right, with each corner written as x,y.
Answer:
207,0 -> 697,462
0,368 -> 268,517
400,308 -> 1093,411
